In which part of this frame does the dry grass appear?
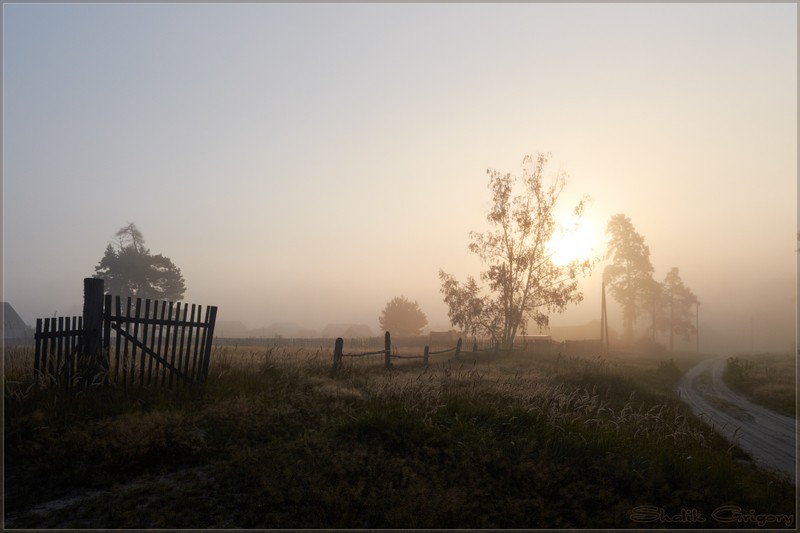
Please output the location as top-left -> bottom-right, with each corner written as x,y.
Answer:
724,353 -> 796,417
4,344 -> 796,528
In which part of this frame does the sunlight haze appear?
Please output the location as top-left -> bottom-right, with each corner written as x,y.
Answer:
3,3 -> 796,355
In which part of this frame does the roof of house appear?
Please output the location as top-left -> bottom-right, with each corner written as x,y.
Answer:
2,302 -> 31,338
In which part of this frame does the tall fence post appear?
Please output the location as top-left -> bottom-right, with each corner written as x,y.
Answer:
333,337 -> 344,372
384,331 -> 392,369
82,277 -> 105,383
423,345 -> 429,366
455,337 -> 462,357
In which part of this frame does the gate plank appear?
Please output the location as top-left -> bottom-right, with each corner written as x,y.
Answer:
34,318 -> 43,380
182,304 -> 196,386
110,324 -> 191,384
189,305 -> 202,381
122,297 -> 133,385
55,317 -> 64,384
154,300 -> 167,385
103,294 -> 112,384
114,296 -> 123,384
131,298 -> 143,386
168,302 -> 181,388
34,289 -> 217,390
200,306 -> 217,382
145,299 -> 156,385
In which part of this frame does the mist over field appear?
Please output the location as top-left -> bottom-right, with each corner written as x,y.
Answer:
3,3 -> 796,356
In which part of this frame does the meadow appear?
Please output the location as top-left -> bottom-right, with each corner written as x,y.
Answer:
4,344 -> 796,528
723,353 -> 796,417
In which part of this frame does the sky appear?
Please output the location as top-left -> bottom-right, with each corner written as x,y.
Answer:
3,3 -> 797,354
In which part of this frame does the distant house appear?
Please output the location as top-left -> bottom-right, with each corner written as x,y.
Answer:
429,330 -> 458,343
2,302 -> 32,343
544,320 -> 604,341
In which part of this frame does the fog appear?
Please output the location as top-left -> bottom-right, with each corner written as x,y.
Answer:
3,4 -> 796,356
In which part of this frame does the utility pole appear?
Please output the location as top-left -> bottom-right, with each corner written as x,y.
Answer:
695,301 -> 700,353
600,281 -> 609,355
669,287 -> 674,352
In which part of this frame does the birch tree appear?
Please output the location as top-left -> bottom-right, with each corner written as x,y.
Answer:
440,153 -> 592,350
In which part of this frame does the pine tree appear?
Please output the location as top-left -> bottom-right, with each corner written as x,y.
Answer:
94,223 -> 186,301
603,214 -> 655,342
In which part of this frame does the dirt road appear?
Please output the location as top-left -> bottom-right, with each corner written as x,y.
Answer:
676,357 -> 796,484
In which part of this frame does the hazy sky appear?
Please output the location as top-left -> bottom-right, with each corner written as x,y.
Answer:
3,3 -> 796,354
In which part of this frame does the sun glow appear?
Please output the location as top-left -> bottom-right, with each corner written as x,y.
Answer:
548,219 -> 596,267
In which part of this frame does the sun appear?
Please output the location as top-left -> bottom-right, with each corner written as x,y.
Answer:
547,219 -> 596,267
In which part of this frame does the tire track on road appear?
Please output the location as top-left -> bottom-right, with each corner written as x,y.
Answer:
676,357 -> 796,484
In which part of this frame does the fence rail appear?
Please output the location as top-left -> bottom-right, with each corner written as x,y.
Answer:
331,332 -> 462,371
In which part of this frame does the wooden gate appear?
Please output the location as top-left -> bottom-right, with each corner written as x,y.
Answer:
34,278 -> 218,388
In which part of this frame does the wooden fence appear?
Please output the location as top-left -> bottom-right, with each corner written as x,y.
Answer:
33,315 -> 84,388
331,331 -> 462,371
33,278 -> 218,389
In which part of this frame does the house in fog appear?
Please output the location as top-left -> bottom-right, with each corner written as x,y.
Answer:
2,302 -> 32,344
428,330 -> 459,343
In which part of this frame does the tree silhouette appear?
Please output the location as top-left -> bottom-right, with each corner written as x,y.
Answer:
660,267 -> 698,351
440,153 -> 592,350
378,296 -> 428,337
603,214 -> 655,342
94,223 -> 186,301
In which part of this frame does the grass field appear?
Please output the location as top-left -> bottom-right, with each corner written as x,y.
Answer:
723,353 -> 796,417
4,344 -> 796,528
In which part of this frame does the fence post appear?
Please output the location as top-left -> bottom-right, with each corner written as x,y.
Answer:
82,277 -> 105,383
423,345 -> 429,366
455,337 -> 462,357
473,338 -> 477,353
333,337 -> 344,372
384,331 -> 392,369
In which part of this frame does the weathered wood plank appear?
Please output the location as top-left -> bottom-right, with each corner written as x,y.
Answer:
189,305 -> 201,382
154,300 -> 167,385
168,302 -> 181,388
55,317 -> 64,383
122,297 -> 134,385
82,278 -> 104,382
180,304 -> 195,385
200,306 -> 217,382
33,318 -> 43,380
110,324 -> 190,383
131,298 -> 143,386
114,296 -> 123,385
103,294 -> 112,378
141,299 -> 152,386
145,299 -> 157,385
42,319 -> 52,379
